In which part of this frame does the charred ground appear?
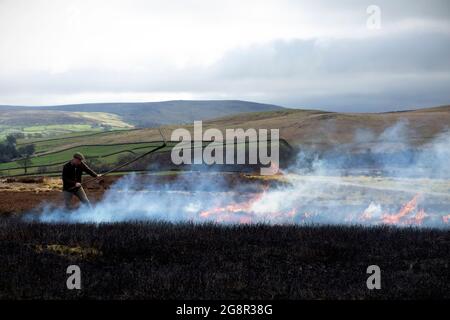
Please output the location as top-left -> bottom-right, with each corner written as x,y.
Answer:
0,219 -> 448,299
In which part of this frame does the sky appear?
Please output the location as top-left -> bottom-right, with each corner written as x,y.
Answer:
0,0 -> 449,112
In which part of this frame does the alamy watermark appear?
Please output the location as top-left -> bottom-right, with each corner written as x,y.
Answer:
66,265 -> 81,290
170,121 -> 280,175
366,265 -> 381,290
366,5 -> 381,30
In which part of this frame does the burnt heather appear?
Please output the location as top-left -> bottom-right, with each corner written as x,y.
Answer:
0,219 -> 448,299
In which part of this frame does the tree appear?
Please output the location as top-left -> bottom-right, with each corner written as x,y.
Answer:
18,144 -> 35,157
6,135 -> 16,146
17,156 -> 32,174
10,132 -> 25,139
17,144 -> 35,174
0,142 -> 19,162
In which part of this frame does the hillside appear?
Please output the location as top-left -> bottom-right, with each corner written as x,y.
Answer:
44,104 -> 448,148
0,100 -> 284,129
204,105 -> 450,148
11,105 -> 450,153
1,103 -> 448,177
0,110 -> 133,139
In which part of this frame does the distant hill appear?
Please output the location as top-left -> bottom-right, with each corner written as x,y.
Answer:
19,104 -> 449,154
203,105 -> 450,148
4,102 -> 449,152
0,100 -> 284,127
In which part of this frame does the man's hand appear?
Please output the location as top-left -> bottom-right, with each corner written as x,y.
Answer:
75,182 -> 82,188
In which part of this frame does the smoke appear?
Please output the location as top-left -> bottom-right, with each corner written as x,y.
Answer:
29,122 -> 450,228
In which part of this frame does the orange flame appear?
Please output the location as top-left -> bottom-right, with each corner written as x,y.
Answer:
409,208 -> 427,225
198,188 -> 445,226
269,162 -> 280,175
361,208 -> 374,220
382,194 -> 421,225
443,214 -> 450,224
198,185 -> 297,223
199,187 -> 267,221
286,208 -> 297,217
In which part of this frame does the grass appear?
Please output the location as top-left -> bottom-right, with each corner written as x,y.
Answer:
18,130 -> 101,144
17,129 -> 137,153
23,124 -> 95,133
0,142 -> 166,171
0,219 -> 448,299
0,110 -> 135,141
72,112 -> 133,128
0,124 -> 120,141
0,138 -> 289,177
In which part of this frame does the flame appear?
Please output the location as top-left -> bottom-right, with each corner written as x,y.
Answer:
198,188 -> 443,226
443,214 -> 450,224
269,162 -> 281,175
358,194 -> 436,226
199,188 -> 266,221
361,211 -> 371,220
409,208 -> 427,225
382,194 -> 421,225
286,208 -> 297,217
198,185 -> 296,224
200,190 -> 265,218
258,161 -> 282,176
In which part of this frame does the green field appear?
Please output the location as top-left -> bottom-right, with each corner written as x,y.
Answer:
0,110 -> 295,177
23,124 -> 94,133
72,112 -> 134,128
0,127 -> 172,176
16,129 -> 137,154
0,124 -> 123,141
0,128 -> 286,176
0,142 -> 168,170
0,110 -> 135,141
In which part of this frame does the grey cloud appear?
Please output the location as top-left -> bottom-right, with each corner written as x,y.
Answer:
1,29 -> 449,112
208,30 -> 450,111
298,0 -> 450,22
215,31 -> 450,77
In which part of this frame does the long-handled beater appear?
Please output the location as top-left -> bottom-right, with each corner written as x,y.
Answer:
68,128 -> 168,191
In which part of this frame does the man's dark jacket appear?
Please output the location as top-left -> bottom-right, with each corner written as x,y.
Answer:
62,161 -> 97,191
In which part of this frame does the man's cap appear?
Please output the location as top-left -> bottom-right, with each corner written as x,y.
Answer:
73,152 -> 85,161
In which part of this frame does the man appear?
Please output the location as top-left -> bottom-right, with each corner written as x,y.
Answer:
62,152 -> 101,209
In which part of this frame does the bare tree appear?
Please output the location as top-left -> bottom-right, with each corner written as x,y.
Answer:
17,156 -> 32,174
17,144 -> 35,174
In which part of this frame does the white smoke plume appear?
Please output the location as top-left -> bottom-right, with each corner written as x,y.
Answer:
30,123 -> 450,228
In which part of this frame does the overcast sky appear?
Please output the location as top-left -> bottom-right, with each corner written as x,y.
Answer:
0,0 -> 449,111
